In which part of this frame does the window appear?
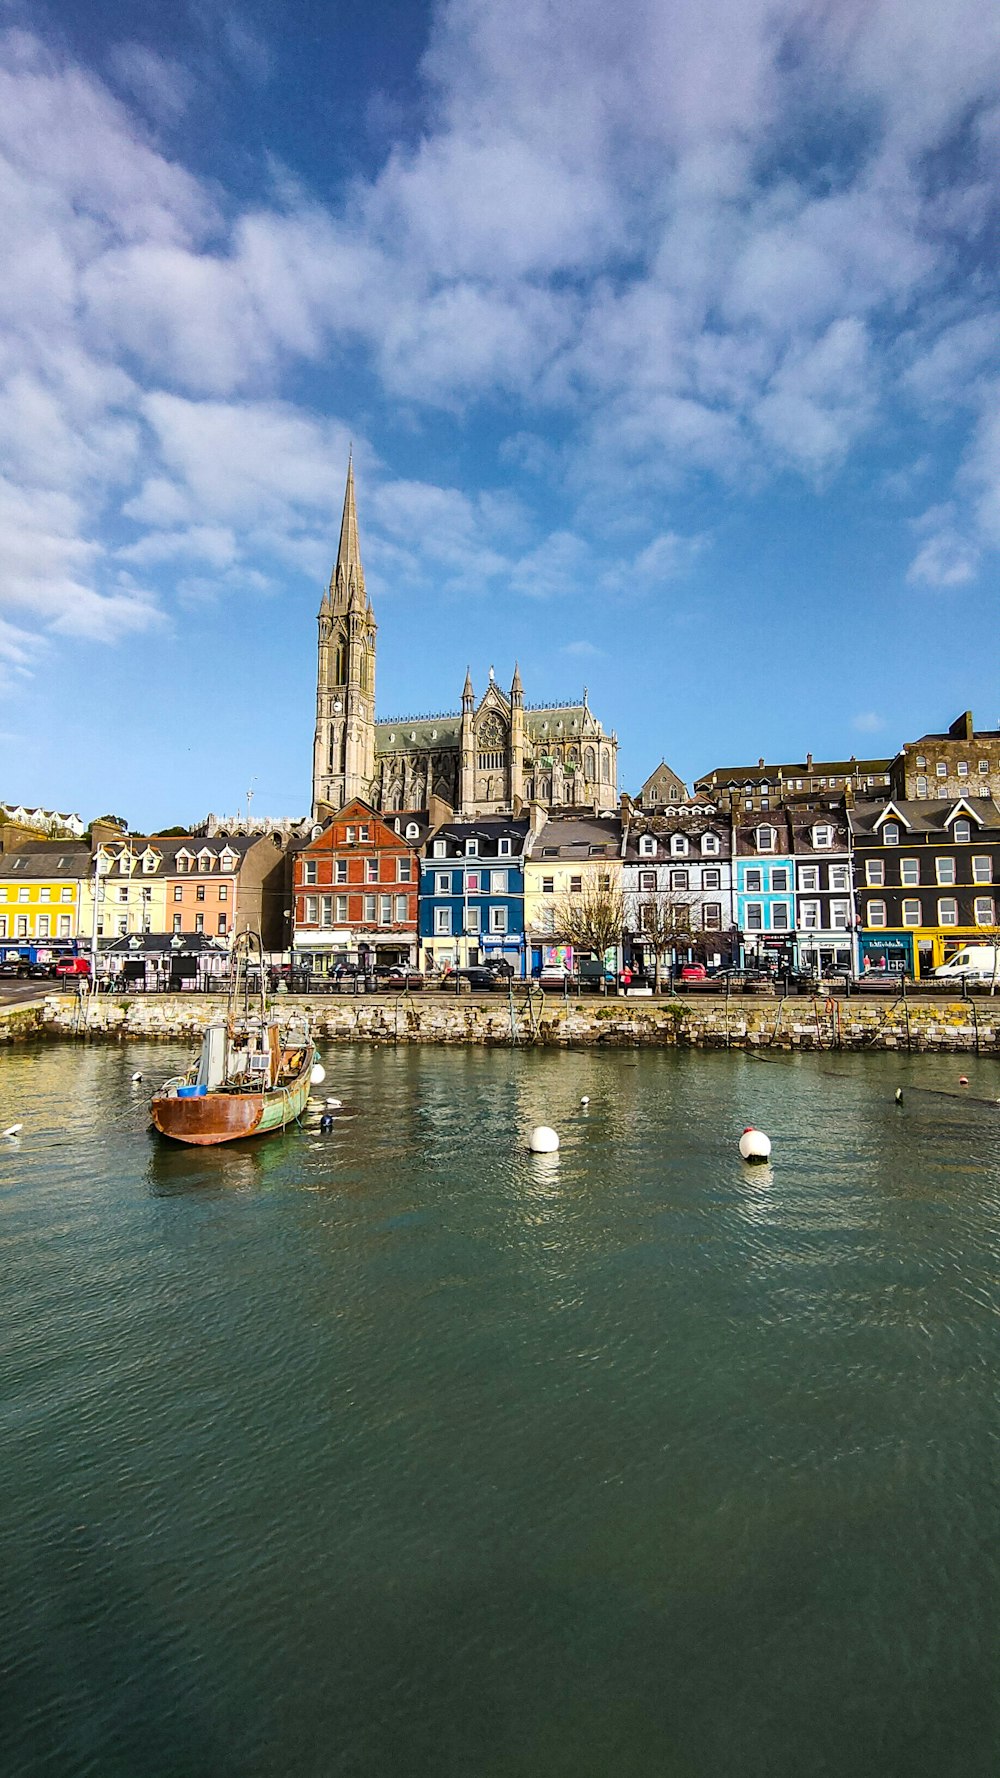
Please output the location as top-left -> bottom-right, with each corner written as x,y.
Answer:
491,871 -> 508,895
936,762 -> 947,778
39,886 -> 51,902
800,901 -> 820,930
0,917 -> 6,937
394,895 -> 408,922
745,869 -> 763,893
218,915 -> 227,935
465,906 -> 481,934
218,884 -> 228,901
702,869 -> 721,890
196,885 -> 206,902
701,833 -> 720,854
745,903 -> 763,931
498,838 -> 512,857
305,895 -> 318,924
435,872 -> 451,895
37,915 -> 49,937
938,897 -> 959,925
434,907 -> 452,935
117,886 -> 129,903
195,913 -> 204,933
915,756 -> 926,768
335,895 -> 348,922
359,826 -> 370,842
58,915 -> 70,937
542,876 -> 554,893
771,903 -> 790,931
172,913 -> 182,933
670,869 -> 689,890
366,859 -> 379,883
957,761 -> 969,777
465,871 -> 481,894
771,868 -> 789,892
336,860 -> 348,884
972,856 -> 992,883
380,895 -> 392,924
974,897 -> 995,925
813,825 -> 833,848
902,899 -> 921,926
799,866 -> 819,891
756,826 -> 775,851
866,860 -> 884,886
17,886 -> 29,902
405,822 -> 419,840
829,865 -> 850,891
173,885 -> 183,901
831,900 -> 851,930
882,823 -> 900,845
867,900 -> 887,927
465,839 -> 478,857
703,903 -> 722,930
916,777 -> 928,798
671,834 -> 688,856
16,916 -> 27,938
953,819 -> 971,844
304,861 -> 318,885
321,896 -> 333,927
936,857 -> 956,885
433,839 -> 446,858
61,887 -> 73,902
638,835 -> 656,857
363,894 -> 376,922
979,760 -> 990,776
489,906 -> 508,933
570,875 -> 583,894
398,859 -> 412,882
900,858 -> 920,886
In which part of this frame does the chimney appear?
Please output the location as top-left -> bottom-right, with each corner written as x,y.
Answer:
806,753 -> 813,770
758,757 -> 764,770
949,711 -> 974,741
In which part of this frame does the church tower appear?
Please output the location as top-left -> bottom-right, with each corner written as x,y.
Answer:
312,455 -> 377,818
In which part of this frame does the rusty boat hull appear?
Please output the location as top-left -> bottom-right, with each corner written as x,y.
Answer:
150,1056 -> 314,1146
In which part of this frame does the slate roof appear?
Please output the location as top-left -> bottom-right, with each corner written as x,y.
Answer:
532,815 -> 623,859
849,796 -> 1000,838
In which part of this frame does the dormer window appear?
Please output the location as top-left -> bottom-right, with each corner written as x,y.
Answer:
883,823 -> 900,846
638,835 -> 656,858
812,825 -> 833,849
465,839 -> 478,856
756,826 -> 775,852
220,852 -> 237,872
671,834 -> 688,856
433,839 -> 446,858
498,838 -> 511,856
142,853 -> 157,874
405,823 -> 419,841
953,819 -> 971,844
701,833 -> 719,855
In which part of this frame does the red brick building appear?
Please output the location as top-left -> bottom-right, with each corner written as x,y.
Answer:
292,799 -> 425,974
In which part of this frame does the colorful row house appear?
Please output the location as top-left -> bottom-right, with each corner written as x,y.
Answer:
850,797 -> 1000,978
732,815 -> 797,970
292,800 -> 426,973
524,815 -> 622,975
421,818 -> 531,974
620,810 -> 735,970
0,843 -> 87,959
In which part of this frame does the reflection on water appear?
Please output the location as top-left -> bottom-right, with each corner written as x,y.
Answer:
2,1039 -> 1000,1778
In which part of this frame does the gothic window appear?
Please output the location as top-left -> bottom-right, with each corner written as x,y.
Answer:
477,711 -> 507,772
334,643 -> 345,683
601,752 -> 610,783
584,747 -> 596,779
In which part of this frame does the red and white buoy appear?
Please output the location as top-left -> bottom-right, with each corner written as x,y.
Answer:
739,1126 -> 772,1164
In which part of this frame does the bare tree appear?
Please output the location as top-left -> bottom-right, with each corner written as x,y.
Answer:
552,878 -> 625,967
632,891 -> 694,991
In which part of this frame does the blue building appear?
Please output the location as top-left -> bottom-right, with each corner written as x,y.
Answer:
733,814 -> 796,969
419,819 -> 530,976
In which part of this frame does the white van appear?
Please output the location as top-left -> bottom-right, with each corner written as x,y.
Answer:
933,945 -> 1000,983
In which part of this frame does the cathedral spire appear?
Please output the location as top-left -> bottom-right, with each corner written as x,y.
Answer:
462,666 -> 475,711
323,451 -> 367,615
510,661 -> 523,706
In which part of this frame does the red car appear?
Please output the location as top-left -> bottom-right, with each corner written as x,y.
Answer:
55,957 -> 91,978
680,964 -> 707,981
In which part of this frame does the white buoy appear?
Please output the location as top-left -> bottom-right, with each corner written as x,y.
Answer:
580,1096 -> 590,1106
529,1125 -> 560,1153
310,1063 -> 326,1085
131,1071 -> 143,1083
739,1126 -> 771,1164
325,1096 -> 342,1109
895,1088 -> 903,1104
3,1124 -> 22,1138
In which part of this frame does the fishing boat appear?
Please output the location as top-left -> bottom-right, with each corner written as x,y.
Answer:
150,932 -> 320,1145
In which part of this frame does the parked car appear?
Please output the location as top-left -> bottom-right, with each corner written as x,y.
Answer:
439,965 -> 509,992
55,957 -> 91,978
374,966 -> 425,991
680,963 -> 707,981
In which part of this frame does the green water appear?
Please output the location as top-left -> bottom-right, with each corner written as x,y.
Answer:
2,1041 -> 999,1777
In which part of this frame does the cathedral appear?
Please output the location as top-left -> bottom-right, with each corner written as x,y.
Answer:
312,460 -> 618,822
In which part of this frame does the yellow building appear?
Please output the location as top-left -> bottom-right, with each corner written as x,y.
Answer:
524,815 -> 623,968
79,841 -> 172,942
0,842 -> 89,954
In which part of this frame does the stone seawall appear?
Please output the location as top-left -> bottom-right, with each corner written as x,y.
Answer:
5,990 -> 1000,1054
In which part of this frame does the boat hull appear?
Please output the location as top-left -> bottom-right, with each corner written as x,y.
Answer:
151,1066 -> 313,1145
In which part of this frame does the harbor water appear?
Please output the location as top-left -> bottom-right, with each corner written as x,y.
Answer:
2,1041 -> 999,1777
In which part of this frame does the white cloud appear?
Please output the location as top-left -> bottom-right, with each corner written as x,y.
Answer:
853,711 -> 886,734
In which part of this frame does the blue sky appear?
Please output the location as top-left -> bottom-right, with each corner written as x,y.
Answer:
2,0 -> 1000,829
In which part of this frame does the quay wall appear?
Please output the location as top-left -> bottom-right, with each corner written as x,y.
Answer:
5,991 -> 1000,1054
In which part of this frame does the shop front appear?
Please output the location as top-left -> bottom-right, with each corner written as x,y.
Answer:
858,931 -> 914,976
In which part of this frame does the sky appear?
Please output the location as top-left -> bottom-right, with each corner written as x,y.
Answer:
2,0 -> 1000,830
